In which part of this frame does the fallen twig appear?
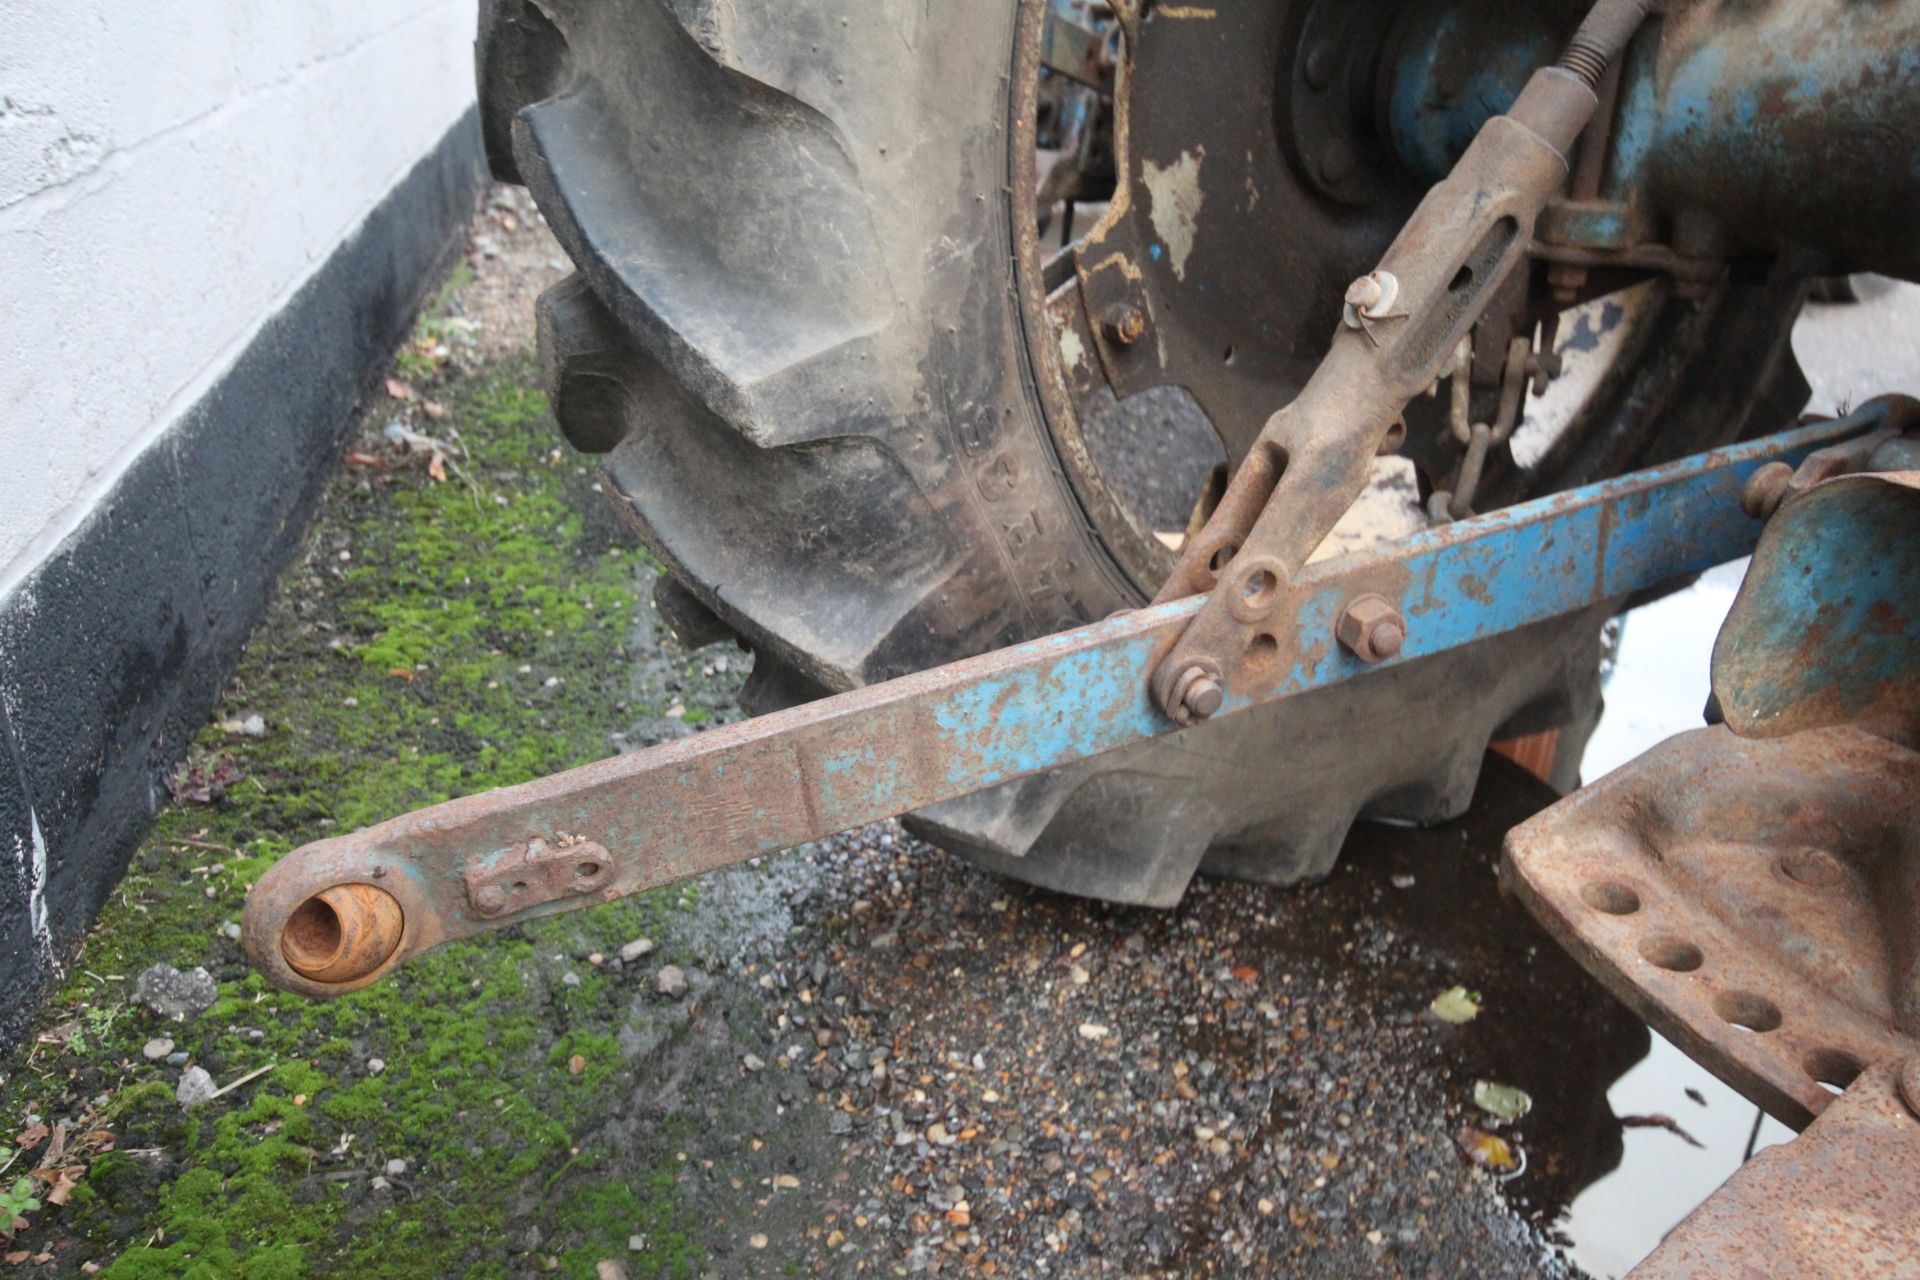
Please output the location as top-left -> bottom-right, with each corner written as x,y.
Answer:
1619,1113 -> 1706,1149
208,1062 -> 277,1101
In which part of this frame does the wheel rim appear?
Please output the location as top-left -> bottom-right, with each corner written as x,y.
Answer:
1008,0 -> 1705,600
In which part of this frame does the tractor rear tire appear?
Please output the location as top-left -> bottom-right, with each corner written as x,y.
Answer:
477,0 -> 1808,904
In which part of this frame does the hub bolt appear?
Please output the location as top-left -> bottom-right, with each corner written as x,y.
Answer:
1336,594 -> 1406,663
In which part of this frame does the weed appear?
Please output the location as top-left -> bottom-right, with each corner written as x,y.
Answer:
0,1177 -> 39,1240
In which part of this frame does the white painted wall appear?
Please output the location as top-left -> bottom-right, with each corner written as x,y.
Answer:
0,0 -> 479,588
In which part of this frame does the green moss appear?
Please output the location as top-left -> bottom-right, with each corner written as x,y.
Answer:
550,1164 -> 705,1280
1,318 -> 720,1274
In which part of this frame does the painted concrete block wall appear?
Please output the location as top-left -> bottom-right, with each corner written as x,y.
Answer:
0,0 -> 480,589
0,1 -> 488,1050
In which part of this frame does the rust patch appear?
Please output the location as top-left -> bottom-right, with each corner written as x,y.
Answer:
1081,250 -> 1143,283
464,834 -> 614,918
1631,1062 -> 1920,1278
1504,724 -> 1920,1132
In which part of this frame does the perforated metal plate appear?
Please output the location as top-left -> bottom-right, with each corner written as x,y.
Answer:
1503,723 -> 1920,1130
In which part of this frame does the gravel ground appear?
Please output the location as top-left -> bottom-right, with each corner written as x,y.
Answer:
688,760 -> 1647,1278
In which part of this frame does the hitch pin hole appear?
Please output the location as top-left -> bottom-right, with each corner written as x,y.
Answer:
280,883 -> 405,984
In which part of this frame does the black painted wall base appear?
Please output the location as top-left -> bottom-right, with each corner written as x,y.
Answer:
0,110 -> 486,1054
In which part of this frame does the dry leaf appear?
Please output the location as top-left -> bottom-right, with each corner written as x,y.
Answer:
1457,1126 -> 1519,1173
1231,965 -> 1258,982
35,1122 -> 66,1170
35,1167 -> 80,1207
428,453 -> 448,483
422,400 -> 448,421
1429,986 -> 1481,1024
388,668 -> 415,682
345,451 -> 387,469
13,1123 -> 47,1149
1472,1080 -> 1533,1124
385,377 -> 416,402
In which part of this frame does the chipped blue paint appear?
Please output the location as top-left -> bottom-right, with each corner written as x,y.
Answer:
1385,5 -> 1558,180
1648,15 -> 1920,204
817,740 -> 888,817
1381,2 -> 1918,263
1255,425 -> 1841,697
1604,34 -> 1661,202
931,631 -> 1166,789
910,417 -> 1861,801
1716,473 -> 1920,736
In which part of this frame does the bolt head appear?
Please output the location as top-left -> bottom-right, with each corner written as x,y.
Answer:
1102,305 -> 1146,347
1184,676 -> 1224,719
1336,594 -> 1406,663
1167,665 -> 1224,724
1318,140 -> 1357,186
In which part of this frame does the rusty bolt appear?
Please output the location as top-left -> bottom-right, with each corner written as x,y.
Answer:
1741,461 -> 1794,521
1336,594 -> 1406,663
1345,273 -> 1385,313
1168,665 -> 1224,724
1102,304 -> 1146,347
1342,271 -> 1399,330
1900,1057 -> 1920,1121
1546,261 -> 1587,307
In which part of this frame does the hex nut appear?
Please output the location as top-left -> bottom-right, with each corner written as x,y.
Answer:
1336,594 -> 1406,663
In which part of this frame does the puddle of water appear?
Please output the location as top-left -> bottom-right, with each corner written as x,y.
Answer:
1545,560 -> 1794,1277
1556,1032 -> 1790,1277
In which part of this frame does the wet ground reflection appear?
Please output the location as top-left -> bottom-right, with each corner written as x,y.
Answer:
1331,754 -> 1789,1277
